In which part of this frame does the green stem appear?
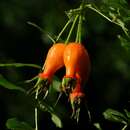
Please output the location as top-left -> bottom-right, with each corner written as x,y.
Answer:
79,15 -> 82,43
0,63 -> 42,69
76,16 -> 79,42
76,0 -> 85,43
35,89 -> 39,130
24,75 -> 38,83
54,92 -> 63,107
85,4 -> 129,37
34,78 -> 42,130
85,4 -> 112,22
27,22 -> 55,43
56,19 -> 71,42
76,15 -> 82,43
65,15 -> 79,44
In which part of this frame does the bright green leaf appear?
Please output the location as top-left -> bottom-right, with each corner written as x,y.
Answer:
0,74 -> 25,92
103,109 -> 128,124
0,63 -> 41,69
51,114 -> 62,128
6,118 -> 34,130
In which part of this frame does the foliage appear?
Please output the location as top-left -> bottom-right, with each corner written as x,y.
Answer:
103,109 -> 130,130
6,118 -> 34,130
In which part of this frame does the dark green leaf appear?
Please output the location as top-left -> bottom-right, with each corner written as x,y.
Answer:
6,118 -> 34,130
0,74 -> 25,92
51,114 -> 62,128
103,109 -> 128,124
0,63 -> 41,69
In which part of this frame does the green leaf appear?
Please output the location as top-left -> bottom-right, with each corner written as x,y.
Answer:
0,74 -> 25,92
6,118 -> 34,130
123,17 -> 130,22
38,100 -> 54,113
24,76 -> 38,83
0,63 -> 41,69
118,35 -> 130,50
38,100 -> 63,128
124,109 -> 130,119
103,109 -> 128,124
51,114 -> 62,128
51,76 -> 61,92
94,123 -> 103,130
102,0 -> 127,7
116,18 -> 127,30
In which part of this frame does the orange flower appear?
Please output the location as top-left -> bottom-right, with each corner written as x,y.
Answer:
39,43 -> 66,82
62,42 -> 90,93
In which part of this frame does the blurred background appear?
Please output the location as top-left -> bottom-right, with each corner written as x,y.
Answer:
0,0 -> 130,130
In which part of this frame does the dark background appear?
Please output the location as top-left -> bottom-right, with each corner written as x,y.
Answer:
0,0 -> 130,130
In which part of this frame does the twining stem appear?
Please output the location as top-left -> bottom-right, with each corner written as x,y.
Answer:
56,19 -> 72,42
65,15 -> 79,44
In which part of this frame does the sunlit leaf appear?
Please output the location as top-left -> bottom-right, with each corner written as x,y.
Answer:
6,118 -> 34,130
0,74 -> 25,92
103,109 -> 128,124
51,114 -> 62,128
0,63 -> 41,69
